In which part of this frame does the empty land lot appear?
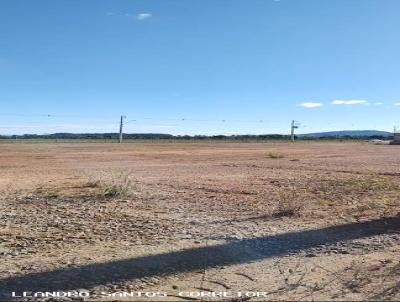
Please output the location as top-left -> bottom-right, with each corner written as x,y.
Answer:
0,141 -> 399,301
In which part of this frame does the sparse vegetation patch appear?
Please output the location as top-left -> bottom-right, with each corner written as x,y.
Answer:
272,189 -> 306,217
267,151 -> 285,159
86,172 -> 138,198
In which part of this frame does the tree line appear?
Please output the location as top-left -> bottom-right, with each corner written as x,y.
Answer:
0,133 -> 392,140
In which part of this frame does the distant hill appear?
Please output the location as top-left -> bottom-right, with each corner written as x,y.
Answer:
0,130 -> 393,140
299,130 -> 392,138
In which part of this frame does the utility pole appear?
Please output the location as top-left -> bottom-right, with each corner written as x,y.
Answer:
291,120 -> 299,142
119,115 -> 126,143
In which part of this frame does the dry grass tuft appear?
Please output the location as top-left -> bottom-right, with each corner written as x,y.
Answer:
102,174 -> 132,198
267,151 -> 285,159
339,260 -> 400,300
312,175 -> 400,217
272,189 -> 306,217
316,175 -> 398,200
86,172 -> 138,198
85,176 -> 101,188
34,187 -> 60,198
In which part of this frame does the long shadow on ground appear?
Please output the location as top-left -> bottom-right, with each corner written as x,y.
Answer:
1,216 -> 399,298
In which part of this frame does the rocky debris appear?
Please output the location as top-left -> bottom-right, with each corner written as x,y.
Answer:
0,194 -> 191,258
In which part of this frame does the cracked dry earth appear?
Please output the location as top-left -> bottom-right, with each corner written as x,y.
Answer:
0,141 -> 399,301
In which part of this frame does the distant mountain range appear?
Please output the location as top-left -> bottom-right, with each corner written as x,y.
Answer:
299,130 -> 392,138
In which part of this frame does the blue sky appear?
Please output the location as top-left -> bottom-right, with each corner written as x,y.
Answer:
1,0 -> 400,135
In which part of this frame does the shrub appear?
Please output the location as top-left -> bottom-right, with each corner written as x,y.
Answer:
86,172 -> 136,198
102,173 -> 134,198
272,190 -> 305,217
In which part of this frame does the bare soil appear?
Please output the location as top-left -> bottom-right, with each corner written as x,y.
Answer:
0,141 -> 399,301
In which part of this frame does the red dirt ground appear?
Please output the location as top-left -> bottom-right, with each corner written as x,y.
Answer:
0,141 -> 399,301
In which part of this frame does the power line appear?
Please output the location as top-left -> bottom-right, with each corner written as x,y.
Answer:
0,112 -> 285,124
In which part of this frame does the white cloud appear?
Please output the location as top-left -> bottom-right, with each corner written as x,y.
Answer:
331,99 -> 368,105
373,102 -> 384,105
137,13 -> 152,21
394,103 -> 400,106
299,102 -> 323,108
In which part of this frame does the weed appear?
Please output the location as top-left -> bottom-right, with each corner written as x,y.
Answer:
103,173 -> 135,198
85,176 -> 101,188
273,189 -> 305,217
267,151 -> 285,159
35,187 -> 59,198
86,172 -> 137,198
314,175 -> 399,205
340,260 -> 400,300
